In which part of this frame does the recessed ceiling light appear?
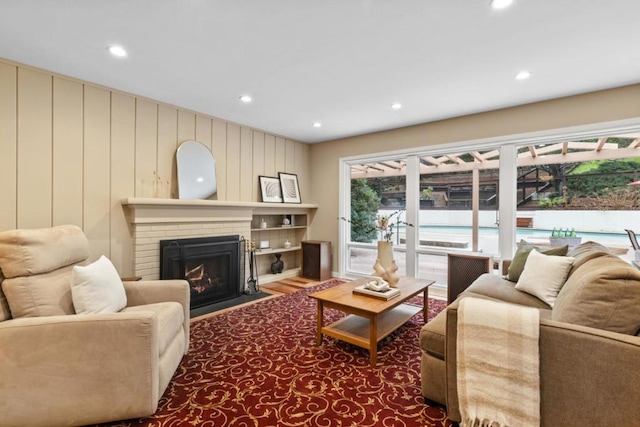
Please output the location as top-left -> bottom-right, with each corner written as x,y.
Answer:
107,45 -> 127,57
490,0 -> 513,9
239,95 -> 252,103
391,103 -> 402,110
515,70 -> 531,80
312,122 -> 322,128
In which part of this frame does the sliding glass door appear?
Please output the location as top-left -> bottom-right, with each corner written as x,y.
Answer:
344,158 -> 410,276
339,124 -> 640,287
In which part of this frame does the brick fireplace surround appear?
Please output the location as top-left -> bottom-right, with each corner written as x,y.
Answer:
122,198 -> 254,280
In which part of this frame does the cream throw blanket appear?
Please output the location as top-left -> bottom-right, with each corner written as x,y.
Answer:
457,297 -> 540,427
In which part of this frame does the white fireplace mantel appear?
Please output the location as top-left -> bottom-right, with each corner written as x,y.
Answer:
122,198 -> 319,224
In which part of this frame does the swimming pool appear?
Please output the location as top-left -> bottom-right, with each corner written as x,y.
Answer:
419,225 -> 625,240
413,225 -> 630,254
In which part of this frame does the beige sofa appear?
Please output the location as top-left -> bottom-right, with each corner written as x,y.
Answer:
0,225 -> 190,427
420,241 -> 640,426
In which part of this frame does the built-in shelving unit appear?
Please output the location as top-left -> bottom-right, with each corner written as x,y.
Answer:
250,212 -> 311,281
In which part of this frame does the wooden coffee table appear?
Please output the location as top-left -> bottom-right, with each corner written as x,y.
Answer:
309,276 -> 435,366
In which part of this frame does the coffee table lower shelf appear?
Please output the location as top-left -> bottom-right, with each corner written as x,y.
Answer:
320,304 -> 421,358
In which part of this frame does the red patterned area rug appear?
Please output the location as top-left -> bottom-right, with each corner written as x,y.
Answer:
98,279 -> 451,427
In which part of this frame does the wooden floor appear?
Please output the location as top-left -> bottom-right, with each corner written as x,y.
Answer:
259,276 -> 323,295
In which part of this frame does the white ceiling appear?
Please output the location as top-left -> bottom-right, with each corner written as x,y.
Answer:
1,1 -> 639,144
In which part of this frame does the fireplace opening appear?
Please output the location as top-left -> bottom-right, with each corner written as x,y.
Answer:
160,235 -> 245,315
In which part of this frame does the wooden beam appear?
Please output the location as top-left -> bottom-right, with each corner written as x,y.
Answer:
423,156 -> 446,165
596,137 -> 608,151
446,154 -> 466,165
528,145 -> 538,158
480,149 -> 500,160
567,141 -> 617,150
471,151 -> 484,162
527,143 -> 563,156
364,163 -> 386,172
380,160 -> 404,170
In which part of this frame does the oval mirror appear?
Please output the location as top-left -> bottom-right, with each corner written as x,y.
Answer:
176,140 -> 217,199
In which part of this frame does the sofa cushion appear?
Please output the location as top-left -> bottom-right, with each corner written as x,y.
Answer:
553,254 -> 640,335
516,249 -> 575,307
1,264 -> 77,318
463,273 -> 553,310
420,309 -> 447,359
566,241 -> 611,277
122,302 -> 184,356
506,240 -> 569,282
71,256 -> 127,314
0,270 -> 11,321
421,297 -> 471,360
0,225 -> 89,279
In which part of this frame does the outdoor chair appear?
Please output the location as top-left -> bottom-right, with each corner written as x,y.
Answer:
625,229 -> 640,250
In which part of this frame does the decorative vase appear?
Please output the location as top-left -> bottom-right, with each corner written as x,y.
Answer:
372,259 -> 386,277
271,253 -> 284,274
376,241 -> 394,271
386,260 -> 400,288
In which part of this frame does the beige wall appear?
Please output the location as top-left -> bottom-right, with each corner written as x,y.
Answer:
309,84 -> 640,270
0,58 -> 311,275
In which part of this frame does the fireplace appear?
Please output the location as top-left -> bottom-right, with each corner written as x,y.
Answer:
160,235 -> 245,315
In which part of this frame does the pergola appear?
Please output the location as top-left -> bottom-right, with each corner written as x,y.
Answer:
350,135 -> 640,179
348,134 -> 640,252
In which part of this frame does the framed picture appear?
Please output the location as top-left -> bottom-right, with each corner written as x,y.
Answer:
259,176 -> 283,203
279,172 -> 301,203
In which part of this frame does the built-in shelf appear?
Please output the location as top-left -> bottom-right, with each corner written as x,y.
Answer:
255,246 -> 301,256
251,226 -> 307,232
251,212 -> 311,279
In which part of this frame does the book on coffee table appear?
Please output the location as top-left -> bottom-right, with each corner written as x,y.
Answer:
353,284 -> 401,300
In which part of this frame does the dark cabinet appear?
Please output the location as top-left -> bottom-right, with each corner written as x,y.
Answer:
302,241 -> 331,281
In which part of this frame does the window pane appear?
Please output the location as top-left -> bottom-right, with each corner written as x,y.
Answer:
416,150 -> 500,285
515,136 -> 639,261
347,159 -> 409,275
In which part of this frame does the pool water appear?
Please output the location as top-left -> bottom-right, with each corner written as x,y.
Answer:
419,225 -> 627,242
413,225 -> 631,255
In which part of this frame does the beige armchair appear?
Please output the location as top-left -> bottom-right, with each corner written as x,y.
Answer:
0,225 -> 190,427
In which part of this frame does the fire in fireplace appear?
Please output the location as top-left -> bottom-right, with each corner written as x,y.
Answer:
159,235 -> 244,314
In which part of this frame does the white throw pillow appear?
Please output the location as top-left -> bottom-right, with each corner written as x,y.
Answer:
515,249 -> 575,307
71,255 -> 127,314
